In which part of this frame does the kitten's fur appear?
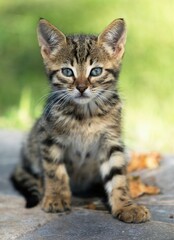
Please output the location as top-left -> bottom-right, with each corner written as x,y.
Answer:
11,18 -> 150,223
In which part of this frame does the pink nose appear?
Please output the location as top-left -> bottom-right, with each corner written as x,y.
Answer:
76,84 -> 87,94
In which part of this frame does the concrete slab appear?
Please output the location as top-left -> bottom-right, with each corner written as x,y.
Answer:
0,194 -> 58,240
0,130 -> 174,240
19,210 -> 174,240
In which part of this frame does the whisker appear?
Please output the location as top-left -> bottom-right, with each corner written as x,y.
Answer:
35,89 -> 66,109
44,93 -> 68,120
44,96 -> 60,120
94,89 -> 116,93
98,94 -> 113,105
57,94 -> 71,109
95,93 -> 104,107
35,93 -> 51,107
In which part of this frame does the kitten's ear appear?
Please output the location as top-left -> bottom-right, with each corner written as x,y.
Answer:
98,18 -> 126,61
37,18 -> 66,59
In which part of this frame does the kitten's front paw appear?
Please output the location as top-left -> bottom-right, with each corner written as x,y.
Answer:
42,194 -> 71,213
113,204 -> 150,223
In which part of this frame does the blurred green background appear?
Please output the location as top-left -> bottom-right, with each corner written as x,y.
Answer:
0,0 -> 174,152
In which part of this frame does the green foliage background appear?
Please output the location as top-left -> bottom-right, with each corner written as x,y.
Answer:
0,0 -> 174,152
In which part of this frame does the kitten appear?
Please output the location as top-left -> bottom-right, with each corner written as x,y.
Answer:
11,18 -> 150,223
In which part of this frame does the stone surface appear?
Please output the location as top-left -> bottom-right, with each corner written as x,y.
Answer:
0,130 -> 174,240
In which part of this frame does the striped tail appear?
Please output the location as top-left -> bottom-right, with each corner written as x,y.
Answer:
11,165 -> 43,208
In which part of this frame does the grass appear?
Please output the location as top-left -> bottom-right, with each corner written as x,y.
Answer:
0,0 -> 174,152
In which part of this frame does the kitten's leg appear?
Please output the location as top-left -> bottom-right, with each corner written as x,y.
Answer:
11,165 -> 43,208
41,140 -> 71,213
100,146 -> 150,223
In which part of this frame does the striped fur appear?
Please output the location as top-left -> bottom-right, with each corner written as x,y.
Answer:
11,18 -> 150,222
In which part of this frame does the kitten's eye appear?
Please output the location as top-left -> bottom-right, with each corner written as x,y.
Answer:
90,67 -> 102,77
61,68 -> 74,77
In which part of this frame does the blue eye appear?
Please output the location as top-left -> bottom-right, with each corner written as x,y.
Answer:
90,67 -> 102,77
62,68 -> 74,77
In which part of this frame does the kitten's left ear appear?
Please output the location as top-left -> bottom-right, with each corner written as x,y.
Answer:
98,18 -> 126,61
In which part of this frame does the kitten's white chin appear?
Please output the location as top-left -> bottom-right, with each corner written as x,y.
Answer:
73,97 -> 91,105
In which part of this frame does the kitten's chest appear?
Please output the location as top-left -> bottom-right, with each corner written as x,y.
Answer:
65,122 -> 101,167
56,117 -> 106,154
60,119 -> 105,188
66,131 -> 100,170
65,137 -> 101,190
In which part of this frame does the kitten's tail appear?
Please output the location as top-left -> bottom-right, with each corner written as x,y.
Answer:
11,165 -> 43,208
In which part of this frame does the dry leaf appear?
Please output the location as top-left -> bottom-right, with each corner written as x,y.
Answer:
129,176 -> 160,198
83,201 -> 107,211
84,203 -> 97,210
127,152 -> 161,173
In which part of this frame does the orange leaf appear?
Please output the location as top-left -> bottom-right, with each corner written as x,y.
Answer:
129,176 -> 160,198
127,152 -> 161,173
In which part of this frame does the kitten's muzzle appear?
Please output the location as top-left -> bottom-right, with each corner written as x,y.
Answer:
76,84 -> 88,94
72,86 -> 92,104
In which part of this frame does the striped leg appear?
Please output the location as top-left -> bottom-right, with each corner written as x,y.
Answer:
41,139 -> 71,213
100,146 -> 150,223
11,165 -> 43,208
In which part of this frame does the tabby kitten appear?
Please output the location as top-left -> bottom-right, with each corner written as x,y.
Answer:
12,18 -> 150,223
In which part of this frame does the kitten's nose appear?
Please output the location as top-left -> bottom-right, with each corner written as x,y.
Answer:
76,84 -> 87,94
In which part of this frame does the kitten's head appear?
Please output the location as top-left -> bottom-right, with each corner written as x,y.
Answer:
37,18 -> 126,105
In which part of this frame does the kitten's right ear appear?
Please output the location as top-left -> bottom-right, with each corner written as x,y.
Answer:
37,18 -> 66,59
98,18 -> 126,62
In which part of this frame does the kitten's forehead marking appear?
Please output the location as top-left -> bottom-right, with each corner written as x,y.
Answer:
70,35 -> 97,65
63,35 -> 104,78
71,58 -> 103,79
